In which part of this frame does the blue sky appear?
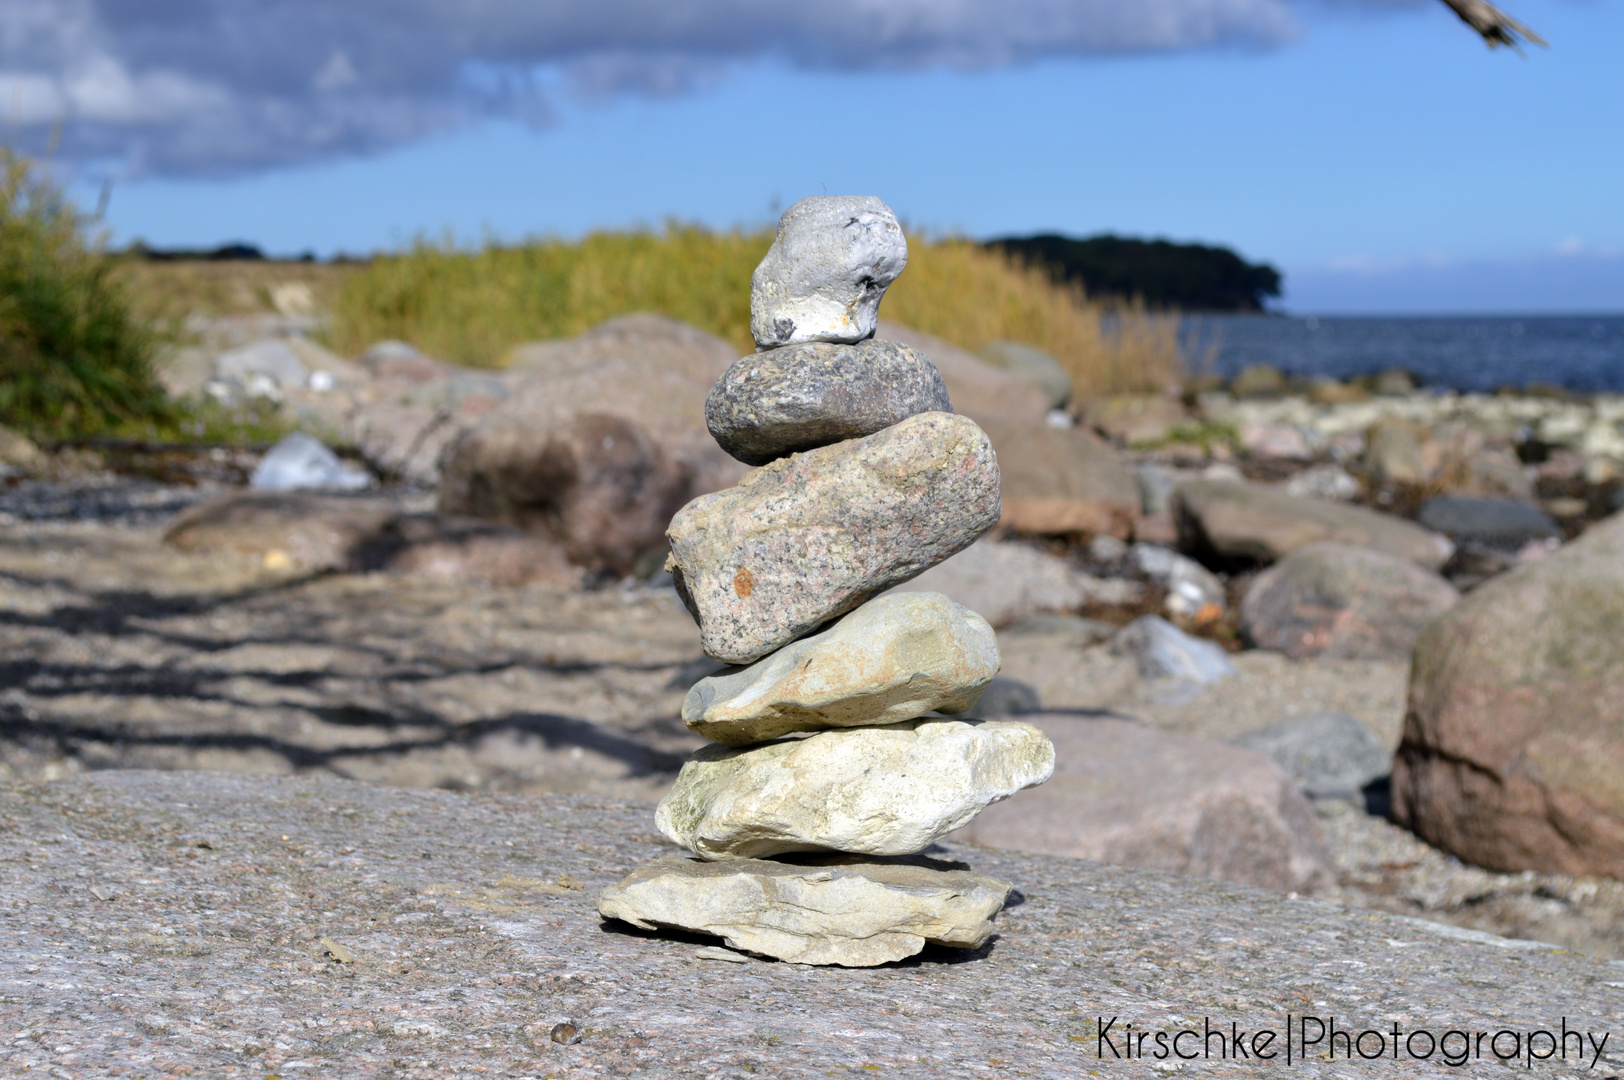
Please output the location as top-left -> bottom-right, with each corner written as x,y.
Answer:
14,0 -> 1621,313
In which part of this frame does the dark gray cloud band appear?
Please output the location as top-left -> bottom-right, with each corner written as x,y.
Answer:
0,0 -> 1423,176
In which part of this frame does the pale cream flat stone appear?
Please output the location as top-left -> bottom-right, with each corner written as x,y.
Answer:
683,592 -> 999,748
598,855 -> 1011,967
656,718 -> 1055,860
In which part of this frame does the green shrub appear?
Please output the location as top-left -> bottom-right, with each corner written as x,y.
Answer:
0,151 -> 171,439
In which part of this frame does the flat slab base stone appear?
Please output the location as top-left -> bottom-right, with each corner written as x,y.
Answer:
598,855 -> 1011,967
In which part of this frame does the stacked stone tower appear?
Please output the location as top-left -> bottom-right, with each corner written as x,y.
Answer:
599,196 -> 1055,967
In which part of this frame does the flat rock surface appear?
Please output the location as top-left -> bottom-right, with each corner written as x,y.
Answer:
705,339 -> 951,466
953,715 -> 1335,894
3,771 -> 1622,1079
598,854 -> 1010,967
1174,479 -> 1454,570
0,513 -> 708,801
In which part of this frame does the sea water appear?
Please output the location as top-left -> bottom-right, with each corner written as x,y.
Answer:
1185,315 -> 1624,394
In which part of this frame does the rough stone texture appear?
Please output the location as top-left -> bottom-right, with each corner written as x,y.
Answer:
976,414 -> 1141,538
277,341 -> 505,488
977,341 -> 1072,409
162,490 -> 580,587
1241,542 -> 1461,660
479,313 -> 750,498
353,513 -> 583,588
875,325 -> 1140,536
10,772 -> 1621,1079
1082,393 -> 1188,445
1173,478 -> 1454,569
442,412 -> 694,577
683,592 -> 998,747
1417,493 -> 1563,548
953,715 -> 1335,894
164,491 -> 399,571
1110,615 -> 1237,685
1365,417 -> 1431,485
890,538 -> 1140,627
879,321 -> 1051,424
656,719 -> 1055,859
1393,512 -> 1624,879
705,339 -> 951,466
0,424 -> 50,477
666,411 -> 1001,664
1232,711 -> 1392,801
598,855 -> 1010,967
750,196 -> 907,348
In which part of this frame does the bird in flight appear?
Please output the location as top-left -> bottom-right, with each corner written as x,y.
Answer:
1439,0 -> 1548,51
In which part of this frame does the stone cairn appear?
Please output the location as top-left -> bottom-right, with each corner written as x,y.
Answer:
598,196 -> 1055,967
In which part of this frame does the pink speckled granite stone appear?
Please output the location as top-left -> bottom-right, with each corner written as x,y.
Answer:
666,411 -> 1001,664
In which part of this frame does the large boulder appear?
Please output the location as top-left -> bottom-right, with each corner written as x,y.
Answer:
953,715 -> 1334,893
1392,512 -> 1624,879
890,538 -> 1136,627
441,412 -> 692,577
977,341 -> 1072,409
492,313 -> 750,498
280,340 -> 504,486
880,322 -> 1143,537
979,416 -> 1141,538
1173,479 -> 1454,570
1241,542 -> 1460,660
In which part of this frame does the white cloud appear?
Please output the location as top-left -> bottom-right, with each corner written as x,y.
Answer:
0,0 -> 1411,177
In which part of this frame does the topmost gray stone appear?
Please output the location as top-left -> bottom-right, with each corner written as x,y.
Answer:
750,196 -> 907,349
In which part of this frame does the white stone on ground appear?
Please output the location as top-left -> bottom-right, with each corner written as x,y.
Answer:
656,718 -> 1055,860
250,432 -> 371,492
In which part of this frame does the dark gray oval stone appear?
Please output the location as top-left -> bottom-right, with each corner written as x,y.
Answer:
705,340 -> 953,466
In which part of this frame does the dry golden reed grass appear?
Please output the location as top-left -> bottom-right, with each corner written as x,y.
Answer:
322,227 -> 1185,398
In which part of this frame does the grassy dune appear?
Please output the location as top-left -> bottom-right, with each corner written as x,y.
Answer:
324,228 -> 1184,399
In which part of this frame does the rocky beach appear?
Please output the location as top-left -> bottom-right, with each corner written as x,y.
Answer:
5,204 -> 1624,1073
